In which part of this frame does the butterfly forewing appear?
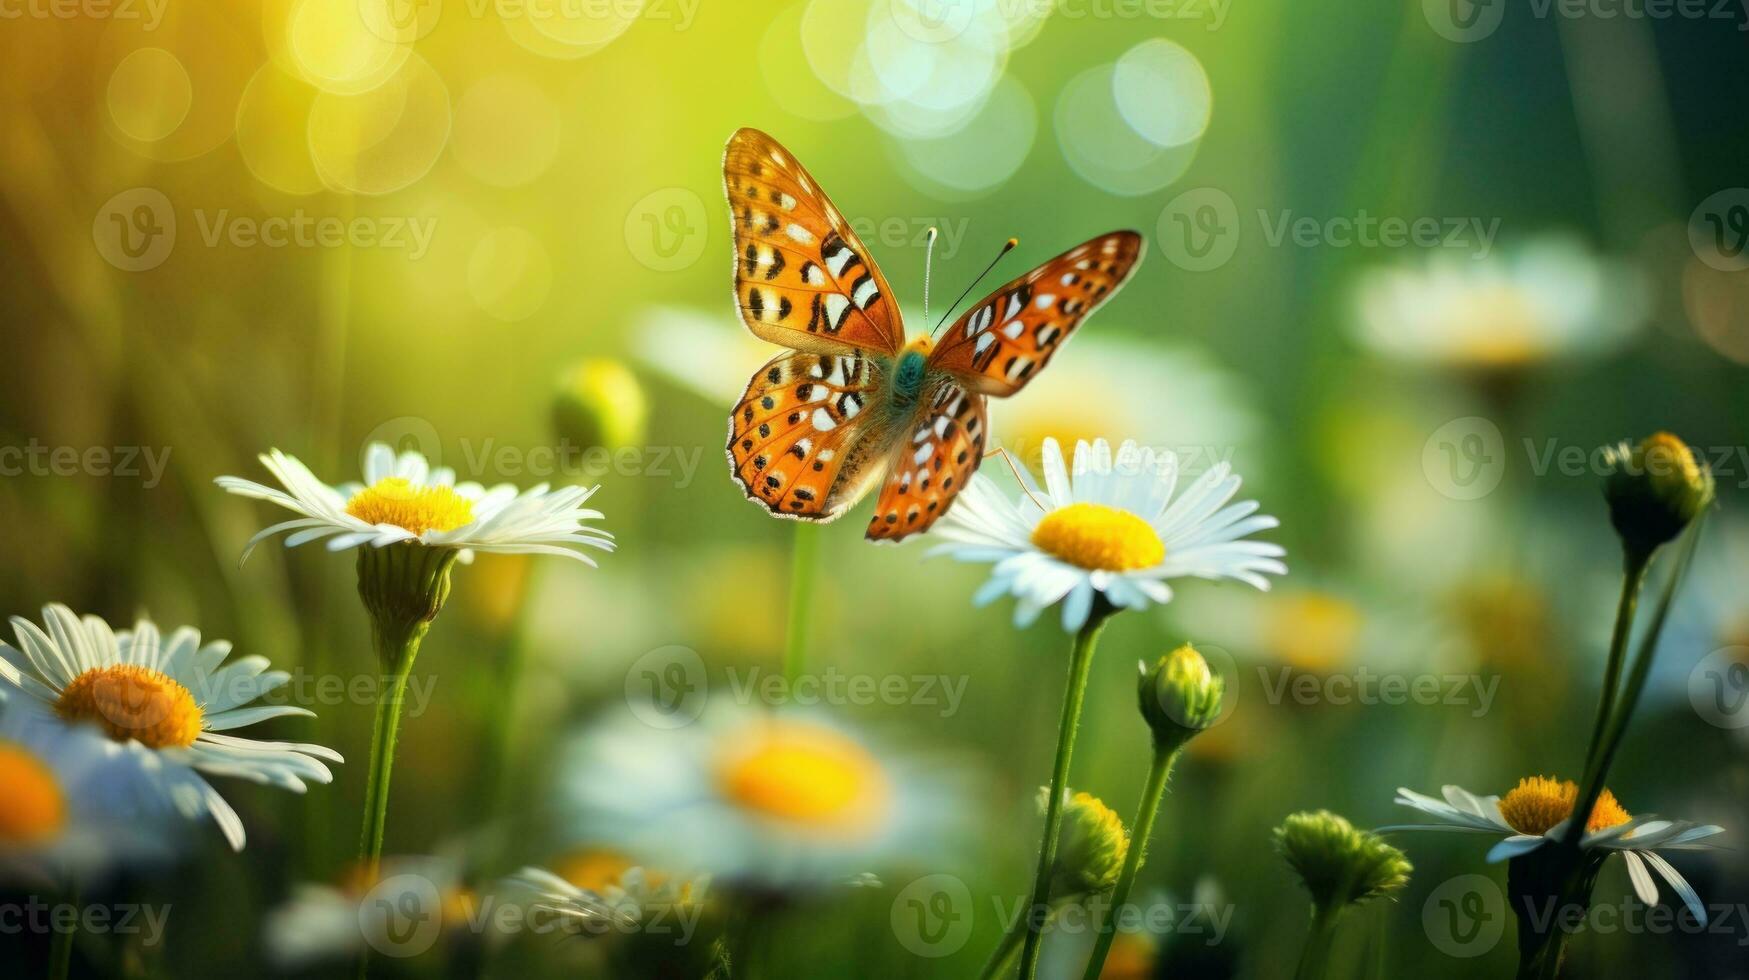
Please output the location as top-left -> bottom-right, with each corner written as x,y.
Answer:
929,231 -> 1145,397
865,381 -> 988,541
728,350 -> 893,520
723,128 -> 904,356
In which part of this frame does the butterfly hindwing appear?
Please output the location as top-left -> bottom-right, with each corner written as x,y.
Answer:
723,128 -> 904,357
865,380 -> 988,541
728,350 -> 893,521
929,231 -> 1145,397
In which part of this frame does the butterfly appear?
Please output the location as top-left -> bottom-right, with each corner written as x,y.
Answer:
722,127 -> 1145,542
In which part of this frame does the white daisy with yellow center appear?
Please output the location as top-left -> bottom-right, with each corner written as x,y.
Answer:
215,442 -> 613,565
1390,780 -> 1725,922
557,705 -> 968,887
931,438 -> 1285,631
0,699 -> 174,882
0,605 -> 341,851
1352,237 -> 1647,370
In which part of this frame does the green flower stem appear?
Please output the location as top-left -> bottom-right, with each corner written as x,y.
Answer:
976,919 -> 1026,980
1293,904 -> 1343,980
353,544 -> 456,980
1017,609 -> 1111,980
1577,549 -> 1650,791
1080,746 -> 1180,980
782,524 -> 819,687
47,882 -> 77,980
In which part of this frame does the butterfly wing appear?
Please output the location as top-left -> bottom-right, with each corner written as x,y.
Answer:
928,231 -> 1145,397
864,380 -> 988,542
728,350 -> 896,521
723,128 -> 904,357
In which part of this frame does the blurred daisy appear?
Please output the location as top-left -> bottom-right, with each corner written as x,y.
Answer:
556,705 -> 970,888
931,438 -> 1285,631
216,442 -> 613,565
1352,236 -> 1648,370
265,855 -> 485,968
0,604 -> 340,851
502,862 -> 708,935
0,698 -> 175,883
1391,779 -> 1725,921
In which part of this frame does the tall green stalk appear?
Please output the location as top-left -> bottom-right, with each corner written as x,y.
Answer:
1577,550 -> 1650,790
782,524 -> 819,687
1080,746 -> 1179,980
1293,904 -> 1343,980
47,882 -> 77,980
975,921 -> 1025,980
1017,610 -> 1110,980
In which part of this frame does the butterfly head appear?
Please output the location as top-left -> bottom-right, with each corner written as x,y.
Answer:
891,337 -> 934,409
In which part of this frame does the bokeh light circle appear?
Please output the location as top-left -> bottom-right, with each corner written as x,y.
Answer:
889,75 -> 1035,197
450,74 -> 561,187
286,0 -> 414,95
468,227 -> 552,322
236,64 -> 325,195
801,0 -> 878,100
1056,64 -> 1200,196
106,48 -> 193,143
1112,38 -> 1212,148
529,0 -> 645,50
308,52 -> 452,195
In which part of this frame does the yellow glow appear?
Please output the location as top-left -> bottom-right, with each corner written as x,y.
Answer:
286,0 -> 411,94
57,665 -> 203,749
716,720 -> 890,833
346,477 -> 475,534
1439,285 -> 1549,367
308,53 -> 451,195
450,74 -> 561,188
235,64 -> 323,195
1263,592 -> 1362,673
1032,503 -> 1165,572
468,227 -> 552,322
0,742 -> 66,844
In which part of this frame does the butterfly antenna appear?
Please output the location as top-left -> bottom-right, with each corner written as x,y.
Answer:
933,237 -> 1018,336
984,446 -> 1050,513
923,226 -> 937,326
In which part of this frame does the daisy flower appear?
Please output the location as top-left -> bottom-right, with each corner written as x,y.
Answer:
555,704 -> 972,889
264,855 -> 487,968
1352,236 -> 1648,370
930,438 -> 1285,631
501,861 -> 709,935
1391,778 -> 1725,922
0,604 -> 341,851
0,698 -> 177,883
215,441 -> 613,565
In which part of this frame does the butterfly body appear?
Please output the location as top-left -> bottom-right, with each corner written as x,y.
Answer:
722,128 -> 1144,542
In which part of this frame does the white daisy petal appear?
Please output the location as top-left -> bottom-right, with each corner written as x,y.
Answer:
1639,850 -> 1707,924
1622,849 -> 1660,907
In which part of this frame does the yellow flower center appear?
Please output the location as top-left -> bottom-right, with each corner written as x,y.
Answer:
716,720 -> 891,835
1641,431 -> 1702,485
1263,592 -> 1363,672
551,849 -> 635,893
1499,775 -> 1632,836
1443,285 -> 1549,367
57,664 -> 203,749
345,477 -> 474,535
1031,503 -> 1165,572
0,742 -> 67,844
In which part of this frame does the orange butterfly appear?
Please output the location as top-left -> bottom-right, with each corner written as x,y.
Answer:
722,127 -> 1145,542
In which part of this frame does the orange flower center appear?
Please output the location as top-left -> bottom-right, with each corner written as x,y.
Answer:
1499,775 -> 1631,836
715,720 -> 890,835
57,664 -> 203,749
0,742 -> 67,844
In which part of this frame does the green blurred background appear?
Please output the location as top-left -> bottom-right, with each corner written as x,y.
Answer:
2,0 -> 1747,976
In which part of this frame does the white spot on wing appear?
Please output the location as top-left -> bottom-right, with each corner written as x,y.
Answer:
812,408 -> 837,431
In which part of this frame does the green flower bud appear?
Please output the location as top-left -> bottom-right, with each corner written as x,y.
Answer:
1138,644 -> 1225,750
553,359 -> 648,451
1603,432 -> 1714,558
1272,810 -> 1411,913
1038,787 -> 1129,899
